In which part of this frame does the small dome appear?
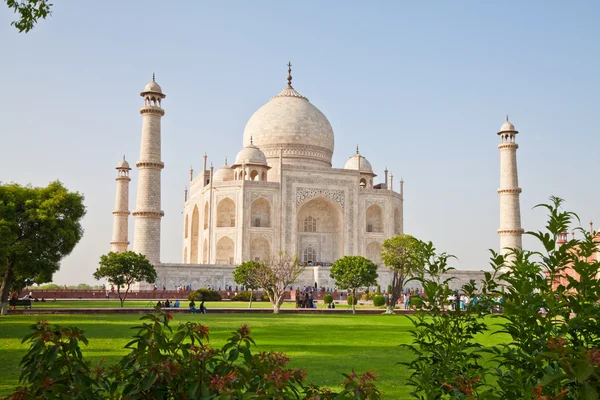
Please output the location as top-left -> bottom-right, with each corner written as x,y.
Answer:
116,157 -> 130,170
143,81 -> 162,94
498,116 -> 518,134
233,143 -> 268,166
213,165 -> 234,182
344,151 -> 374,174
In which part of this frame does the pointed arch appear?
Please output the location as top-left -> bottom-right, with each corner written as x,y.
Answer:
183,247 -> 188,263
202,239 -> 208,264
217,198 -> 236,227
216,237 -> 235,264
251,198 -> 271,227
184,214 -> 189,238
366,204 -> 383,233
394,207 -> 402,234
190,205 -> 199,263
366,241 -> 381,264
203,202 -> 209,229
250,237 -> 271,261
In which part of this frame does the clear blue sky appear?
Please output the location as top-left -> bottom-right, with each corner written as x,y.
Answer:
1,1 -> 598,284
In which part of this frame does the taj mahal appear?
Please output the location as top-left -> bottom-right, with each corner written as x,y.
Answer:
109,65 -> 523,290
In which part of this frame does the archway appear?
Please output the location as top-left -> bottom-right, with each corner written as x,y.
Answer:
251,198 -> 271,227
203,202 -> 209,229
296,196 -> 343,264
250,237 -> 271,262
250,170 -> 259,181
366,241 -> 381,265
216,237 -> 235,264
217,198 -> 236,227
190,205 -> 199,263
184,214 -> 189,238
183,247 -> 188,263
202,239 -> 208,264
366,205 -> 383,233
394,207 -> 402,234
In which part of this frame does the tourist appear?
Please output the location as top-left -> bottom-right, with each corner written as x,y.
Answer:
189,299 -> 196,314
165,299 -> 171,308
199,301 -> 207,314
156,300 -> 162,308
174,299 -> 180,308
8,293 -> 17,310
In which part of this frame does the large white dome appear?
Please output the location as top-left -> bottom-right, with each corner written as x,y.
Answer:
242,84 -> 335,168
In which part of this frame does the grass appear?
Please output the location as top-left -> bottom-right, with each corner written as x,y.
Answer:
0,313 -> 505,398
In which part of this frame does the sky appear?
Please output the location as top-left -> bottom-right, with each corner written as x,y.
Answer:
1,1 -> 599,285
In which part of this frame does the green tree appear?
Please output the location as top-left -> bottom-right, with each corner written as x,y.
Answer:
253,252 -> 304,314
330,255 -> 378,314
93,251 -> 156,308
380,234 -> 426,314
0,181 -> 85,315
233,260 -> 261,309
5,0 -> 53,32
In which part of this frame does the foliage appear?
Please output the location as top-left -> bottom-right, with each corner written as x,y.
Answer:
260,292 -> 270,302
376,284 -> 381,295
233,260 -> 261,308
380,234 -> 426,314
347,295 -> 358,306
93,251 -> 156,308
230,291 -> 257,302
253,252 -> 304,314
5,0 -> 52,32
331,256 -> 378,314
401,241 -> 493,399
361,291 -> 376,301
188,288 -> 222,302
7,310 -> 383,399
373,295 -> 386,307
323,294 -> 333,305
0,181 -> 86,314
387,284 -> 392,294
402,197 -> 600,399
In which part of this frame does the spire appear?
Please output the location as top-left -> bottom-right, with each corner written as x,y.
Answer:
189,165 -> 193,182
506,114 -> 509,122
590,221 -> 594,233
356,145 -> 360,154
287,62 -> 292,88
225,157 -> 228,166
152,73 -> 155,82
250,135 -> 253,145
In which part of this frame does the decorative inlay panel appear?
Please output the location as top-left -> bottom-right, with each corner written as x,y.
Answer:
296,188 -> 345,209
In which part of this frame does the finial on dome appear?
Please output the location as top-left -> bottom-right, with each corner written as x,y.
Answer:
123,154 -> 126,161
356,145 -> 360,154
152,73 -> 155,82
250,135 -> 253,145
287,62 -> 292,88
225,157 -> 228,166
506,114 -> 509,122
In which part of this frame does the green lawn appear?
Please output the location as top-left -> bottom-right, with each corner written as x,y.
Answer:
27,300 -> 299,309
0,313 -> 504,398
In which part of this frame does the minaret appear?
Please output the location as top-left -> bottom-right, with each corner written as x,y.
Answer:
497,116 -> 524,256
132,75 -> 166,265
110,156 -> 131,253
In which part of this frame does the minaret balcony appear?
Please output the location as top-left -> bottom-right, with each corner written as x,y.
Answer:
140,106 -> 165,116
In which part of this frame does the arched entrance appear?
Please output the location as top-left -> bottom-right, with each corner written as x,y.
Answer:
296,196 -> 343,264
190,205 -> 199,263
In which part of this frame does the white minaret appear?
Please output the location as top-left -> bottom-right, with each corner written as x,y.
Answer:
110,156 -> 131,253
132,75 -> 166,265
497,116 -> 524,256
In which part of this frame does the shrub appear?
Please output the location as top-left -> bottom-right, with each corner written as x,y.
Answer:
260,292 -> 270,301
376,284 -> 381,295
230,291 -> 256,301
8,310 -> 383,399
347,295 -> 358,305
387,284 -> 392,294
188,288 -> 221,301
323,294 -> 333,305
373,295 -> 385,307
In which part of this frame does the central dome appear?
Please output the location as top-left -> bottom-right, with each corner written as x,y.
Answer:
242,78 -> 335,168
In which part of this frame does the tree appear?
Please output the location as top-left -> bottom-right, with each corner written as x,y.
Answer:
5,0 -> 53,32
330,255 -> 378,314
0,181 -> 85,315
93,251 -> 156,308
380,234 -> 426,314
233,260 -> 261,309
253,252 -> 304,314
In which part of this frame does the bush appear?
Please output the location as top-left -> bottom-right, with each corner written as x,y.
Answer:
323,294 -> 333,305
8,310 -> 382,399
376,284 -> 381,295
387,284 -> 392,294
188,288 -> 221,301
347,295 -> 358,305
260,292 -> 270,301
373,295 -> 385,307
230,291 -> 256,301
